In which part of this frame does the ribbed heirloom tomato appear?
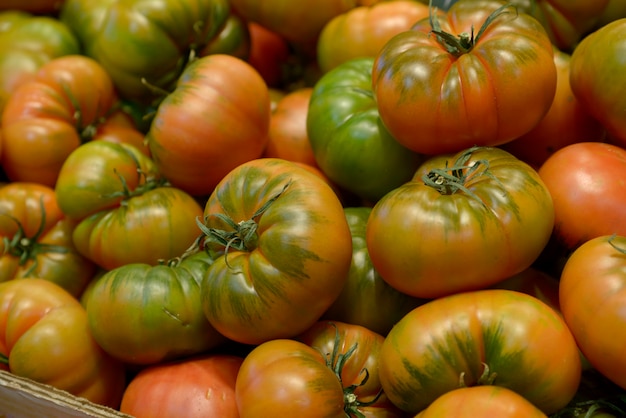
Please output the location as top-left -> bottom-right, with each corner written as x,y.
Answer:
372,0 -> 557,155
366,146 -> 554,299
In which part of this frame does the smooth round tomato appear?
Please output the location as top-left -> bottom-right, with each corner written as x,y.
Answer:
0,182 -> 96,297
120,353 -> 243,418
199,158 -> 353,345
372,0 -> 557,155
307,57 -> 425,202
146,54 -> 271,197
569,18 -> 626,148
500,47 -> 606,169
85,251 -> 226,365
317,0 -> 430,73
559,235 -> 626,390
246,22 -> 291,88
263,87 -> 317,167
537,142 -> 626,251
379,289 -> 581,415
366,146 -> 554,299
59,0 -> 248,103
0,54 -> 118,186
414,385 -> 548,418
0,279 -> 126,408
322,207 -> 426,336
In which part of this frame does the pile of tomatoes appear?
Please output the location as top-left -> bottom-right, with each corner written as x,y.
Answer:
0,0 -> 625,417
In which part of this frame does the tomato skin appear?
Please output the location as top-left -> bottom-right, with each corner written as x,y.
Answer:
0,55 -> 118,186
146,54 -> 271,197
538,142 -> 626,251
500,48 -> 606,169
380,289 -> 581,415
236,338 -> 346,417
0,182 -> 96,297
559,235 -> 626,390
0,279 -> 126,408
322,207 -> 426,336
199,158 -> 352,345
120,353 -> 243,418
372,0 -> 557,155
366,146 -> 554,299
316,0 -> 430,73
85,252 -> 226,365
569,18 -> 626,148
307,57 -> 424,202
414,385 -> 548,418
246,22 -> 291,88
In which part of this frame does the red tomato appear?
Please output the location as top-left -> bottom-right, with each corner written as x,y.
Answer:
0,55 -> 118,186
0,279 -> 126,408
500,47 -> 606,169
316,0 -> 430,73
246,22 -> 291,88
559,235 -> 626,390
120,354 -> 243,418
569,18 -> 626,148
146,54 -> 271,197
263,87 -> 317,167
537,142 -> 626,251
415,385 -> 548,418
372,0 -> 557,155
379,289 -> 581,415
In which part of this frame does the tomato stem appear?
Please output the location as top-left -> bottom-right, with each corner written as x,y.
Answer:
428,1 -> 518,57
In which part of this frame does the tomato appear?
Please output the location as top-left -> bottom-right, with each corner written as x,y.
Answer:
538,142 -> 626,251
297,321 -> 405,417
263,87 -> 318,168
0,0 -> 64,13
510,0 -> 610,52
0,279 -> 126,408
559,235 -> 626,390
198,158 -> 352,345
379,289 -> 581,415
230,0 -> 357,48
594,0 -> 626,28
120,353 -> 243,418
246,22 -> 291,88
85,251 -> 226,365
0,11 -> 80,113
0,182 -> 96,297
59,0 -> 248,103
366,146 -> 554,299
55,141 -> 203,270
316,0 -> 430,73
0,54 -> 118,186
146,54 -> 271,197
414,385 -> 548,418
322,207 -> 426,336
490,267 -> 561,314
307,57 -> 425,202
500,47 -> 606,169
372,0 -> 557,155
569,18 -> 626,148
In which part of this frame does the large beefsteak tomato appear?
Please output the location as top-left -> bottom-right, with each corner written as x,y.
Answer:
372,0 -> 557,155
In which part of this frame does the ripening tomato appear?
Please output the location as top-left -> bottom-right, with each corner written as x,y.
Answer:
559,235 -> 626,390
199,158 -> 353,345
246,22 -> 291,88
0,279 -> 126,408
569,18 -> 626,148
120,353 -> 243,418
366,146 -> 554,299
379,289 -> 581,415
0,55 -> 118,186
85,251 -> 227,365
0,182 -> 96,297
414,385 -> 548,418
537,142 -> 626,251
372,0 -> 557,155
500,47 -> 606,169
55,141 -> 203,270
316,0 -> 430,73
146,54 -> 271,197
